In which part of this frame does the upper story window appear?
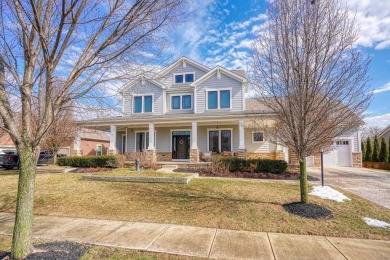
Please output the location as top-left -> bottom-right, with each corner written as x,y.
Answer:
134,95 -> 152,113
207,90 -> 231,109
171,94 -> 192,110
174,73 -> 194,84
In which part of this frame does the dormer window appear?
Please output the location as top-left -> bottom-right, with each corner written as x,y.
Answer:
174,73 -> 194,84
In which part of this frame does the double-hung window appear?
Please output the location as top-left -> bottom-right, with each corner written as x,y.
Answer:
207,90 -> 231,109
174,73 -> 195,84
252,132 -> 264,143
208,129 -> 232,152
171,94 -> 192,110
133,95 -> 153,113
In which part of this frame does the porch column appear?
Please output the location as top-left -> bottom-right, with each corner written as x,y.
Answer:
148,123 -> 155,150
73,127 -> 82,156
108,125 -> 118,155
190,122 -> 199,163
146,123 -> 157,163
238,120 -> 247,159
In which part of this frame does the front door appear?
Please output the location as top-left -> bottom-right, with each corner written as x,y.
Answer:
172,131 -> 190,159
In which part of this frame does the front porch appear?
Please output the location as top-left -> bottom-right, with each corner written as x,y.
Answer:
103,120 -> 248,163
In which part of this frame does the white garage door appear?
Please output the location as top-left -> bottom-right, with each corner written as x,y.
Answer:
323,140 -> 351,167
336,140 -> 351,166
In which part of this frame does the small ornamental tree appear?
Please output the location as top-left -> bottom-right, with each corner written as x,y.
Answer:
365,137 -> 372,162
379,137 -> 388,162
372,135 -> 380,162
361,142 -> 366,162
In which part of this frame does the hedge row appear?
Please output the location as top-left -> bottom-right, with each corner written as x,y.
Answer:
218,157 -> 287,174
57,155 -> 125,168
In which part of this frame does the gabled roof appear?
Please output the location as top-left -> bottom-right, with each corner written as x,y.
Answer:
155,57 -> 210,78
378,124 -> 390,139
190,66 -> 248,90
119,76 -> 166,93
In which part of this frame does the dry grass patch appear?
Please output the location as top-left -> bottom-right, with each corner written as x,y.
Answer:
91,168 -> 192,178
0,173 -> 389,240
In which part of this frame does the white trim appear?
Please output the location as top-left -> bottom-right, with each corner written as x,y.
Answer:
134,131 -> 156,152
190,66 -> 247,87
155,57 -> 210,78
205,88 -> 232,110
252,131 -> 264,143
125,128 -> 128,153
207,128 -> 233,152
96,144 -> 103,156
132,93 -> 154,113
120,76 -> 166,93
169,93 -> 193,110
173,71 -> 196,84
170,129 -> 191,155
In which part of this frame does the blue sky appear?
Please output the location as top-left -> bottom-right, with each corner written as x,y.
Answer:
169,0 -> 390,129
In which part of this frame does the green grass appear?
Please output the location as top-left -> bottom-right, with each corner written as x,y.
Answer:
0,172 -> 389,240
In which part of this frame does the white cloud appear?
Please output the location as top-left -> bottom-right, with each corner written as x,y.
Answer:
348,0 -> 390,49
365,113 -> 390,128
372,82 -> 390,94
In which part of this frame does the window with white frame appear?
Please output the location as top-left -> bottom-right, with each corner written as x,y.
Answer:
252,132 -> 264,143
133,95 -> 152,113
174,73 -> 194,84
207,90 -> 231,109
208,129 -> 232,152
96,145 -> 102,156
135,132 -> 156,152
171,94 -> 192,109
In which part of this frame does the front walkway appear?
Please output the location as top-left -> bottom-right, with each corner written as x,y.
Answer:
1,212 -> 389,259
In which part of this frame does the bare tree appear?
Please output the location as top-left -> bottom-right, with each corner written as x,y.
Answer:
251,0 -> 371,204
41,111 -> 77,164
0,0 -> 186,258
361,125 -> 382,141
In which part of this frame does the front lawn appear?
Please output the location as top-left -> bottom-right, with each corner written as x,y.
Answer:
0,171 -> 389,240
90,168 -> 192,178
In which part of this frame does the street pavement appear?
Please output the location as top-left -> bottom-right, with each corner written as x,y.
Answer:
0,212 -> 389,259
307,167 -> 390,209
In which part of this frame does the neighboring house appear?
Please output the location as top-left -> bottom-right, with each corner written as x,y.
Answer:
0,129 -> 109,156
377,124 -> 390,142
0,133 -> 16,153
63,129 -> 110,156
78,57 -> 362,167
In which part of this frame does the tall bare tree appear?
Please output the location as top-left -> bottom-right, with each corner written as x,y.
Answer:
0,0 -> 186,258
251,0 -> 371,203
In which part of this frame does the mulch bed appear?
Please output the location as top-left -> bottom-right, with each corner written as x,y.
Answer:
1,241 -> 91,260
283,202 -> 333,219
200,171 -> 319,181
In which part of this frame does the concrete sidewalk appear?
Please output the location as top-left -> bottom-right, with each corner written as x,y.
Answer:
0,212 -> 389,259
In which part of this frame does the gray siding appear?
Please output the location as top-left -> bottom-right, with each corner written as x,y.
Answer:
158,63 -> 208,88
245,128 -> 276,153
195,72 -> 243,113
123,81 -> 163,115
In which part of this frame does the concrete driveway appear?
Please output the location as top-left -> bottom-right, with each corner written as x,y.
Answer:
307,167 -> 390,209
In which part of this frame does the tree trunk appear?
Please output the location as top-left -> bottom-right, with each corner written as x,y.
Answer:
299,155 -> 308,204
53,153 -> 57,165
11,145 -> 38,259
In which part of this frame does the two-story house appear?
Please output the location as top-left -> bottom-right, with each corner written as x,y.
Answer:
78,57 -> 362,167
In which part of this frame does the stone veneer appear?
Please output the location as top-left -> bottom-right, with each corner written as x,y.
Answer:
146,149 -> 157,163
275,151 -> 285,160
247,152 -> 276,160
237,149 -> 247,159
72,150 -> 83,156
352,152 -> 362,167
157,152 -> 172,162
189,149 -> 200,163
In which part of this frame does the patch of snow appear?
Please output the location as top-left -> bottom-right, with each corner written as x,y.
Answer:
363,217 -> 390,228
309,186 -> 351,202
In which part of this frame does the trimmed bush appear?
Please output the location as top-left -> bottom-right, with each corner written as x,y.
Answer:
219,157 -> 287,174
58,154 -> 125,168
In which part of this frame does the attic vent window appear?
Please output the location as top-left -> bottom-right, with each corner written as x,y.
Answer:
174,73 -> 194,84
